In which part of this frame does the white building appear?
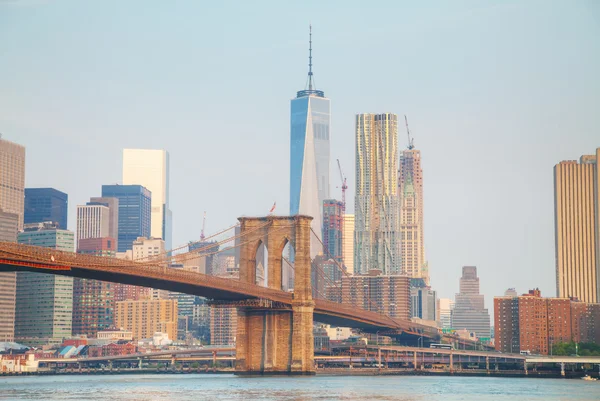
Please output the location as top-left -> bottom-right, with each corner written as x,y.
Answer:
132,236 -> 165,260
437,298 -> 455,329
342,214 -> 354,275
123,149 -> 172,250
76,204 -> 110,244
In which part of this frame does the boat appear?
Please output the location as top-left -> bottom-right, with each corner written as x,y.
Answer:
581,375 -> 597,381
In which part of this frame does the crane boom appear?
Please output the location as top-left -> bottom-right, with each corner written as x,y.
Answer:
405,115 -> 415,150
336,159 -> 348,213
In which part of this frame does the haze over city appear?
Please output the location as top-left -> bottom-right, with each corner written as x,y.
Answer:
1,0 -> 599,314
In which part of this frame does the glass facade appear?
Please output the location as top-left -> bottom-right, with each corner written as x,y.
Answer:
24,188 -> 68,230
101,185 -> 151,252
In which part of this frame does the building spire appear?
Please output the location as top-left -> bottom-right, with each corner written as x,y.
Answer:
308,24 -> 313,90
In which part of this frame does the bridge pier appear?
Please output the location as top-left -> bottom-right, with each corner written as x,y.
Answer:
235,216 -> 315,375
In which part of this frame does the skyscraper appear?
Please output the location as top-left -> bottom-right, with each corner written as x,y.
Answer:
16,223 -> 74,346
554,148 -> 600,303
451,266 -> 491,338
354,113 -> 400,275
101,185 -> 151,252
342,214 -> 354,275
0,136 -> 25,343
290,27 -> 330,252
24,188 -> 68,230
76,203 -> 110,244
398,140 -> 427,282
322,199 -> 344,265
89,197 -> 120,250
122,149 -> 172,250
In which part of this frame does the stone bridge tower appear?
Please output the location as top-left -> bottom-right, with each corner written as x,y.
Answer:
235,215 -> 315,375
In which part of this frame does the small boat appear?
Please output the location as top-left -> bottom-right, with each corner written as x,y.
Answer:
581,375 -> 597,381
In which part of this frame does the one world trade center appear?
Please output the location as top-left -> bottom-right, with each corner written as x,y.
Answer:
290,26 -> 330,254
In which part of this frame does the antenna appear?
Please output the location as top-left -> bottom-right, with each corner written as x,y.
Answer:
308,24 -> 313,90
404,115 -> 415,150
200,211 -> 206,241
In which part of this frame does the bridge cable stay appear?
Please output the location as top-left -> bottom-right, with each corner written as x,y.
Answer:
281,256 -> 333,302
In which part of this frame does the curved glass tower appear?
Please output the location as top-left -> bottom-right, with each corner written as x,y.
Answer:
290,27 -> 330,253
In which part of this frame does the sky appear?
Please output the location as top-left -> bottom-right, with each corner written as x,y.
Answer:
1,0 -> 599,314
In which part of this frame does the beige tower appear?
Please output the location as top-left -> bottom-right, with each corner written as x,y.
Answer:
554,148 -> 600,303
398,148 -> 427,283
0,137 -> 25,342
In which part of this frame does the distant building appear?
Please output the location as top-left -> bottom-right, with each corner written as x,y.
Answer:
437,298 -> 454,329
554,148 -> 600,303
76,203 -> 110,245
341,270 -> 410,321
410,279 -> 436,322
504,288 -> 518,297
88,197 -> 119,250
122,149 -> 172,250
354,113 -> 400,275
101,184 -> 151,252
16,223 -> 75,346
210,307 -> 237,346
342,214 -> 354,274
24,188 -> 68,230
0,209 -> 19,342
451,266 -> 491,338
132,236 -> 165,260
114,299 -> 178,341
322,199 -> 344,265
494,289 -> 600,355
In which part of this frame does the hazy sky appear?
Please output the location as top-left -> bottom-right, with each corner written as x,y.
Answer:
1,0 -> 598,313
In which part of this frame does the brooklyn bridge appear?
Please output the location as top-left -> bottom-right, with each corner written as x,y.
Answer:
0,214 -> 460,375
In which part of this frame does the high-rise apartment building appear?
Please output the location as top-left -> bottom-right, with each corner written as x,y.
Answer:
341,270 -> 410,321
354,113 -> 400,275
122,149 -> 172,250
114,299 -> 178,341
342,214 -> 354,275
16,223 -> 74,346
24,188 -> 68,230
101,185 -> 151,252
89,197 -> 119,250
76,203 -> 110,244
0,137 -> 25,343
290,28 -> 330,253
322,199 -> 344,265
494,289 -> 600,355
451,266 -> 491,338
398,146 -> 427,283
554,148 -> 600,303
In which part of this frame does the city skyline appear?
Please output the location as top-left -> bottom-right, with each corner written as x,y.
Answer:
2,1 -> 599,310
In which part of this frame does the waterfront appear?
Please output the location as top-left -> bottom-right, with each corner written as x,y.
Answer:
0,374 -> 599,401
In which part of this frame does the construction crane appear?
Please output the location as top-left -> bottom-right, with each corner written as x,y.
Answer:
200,211 -> 206,240
405,115 -> 415,150
336,159 -> 348,212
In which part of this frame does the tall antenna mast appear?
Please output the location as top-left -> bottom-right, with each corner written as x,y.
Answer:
308,24 -> 313,90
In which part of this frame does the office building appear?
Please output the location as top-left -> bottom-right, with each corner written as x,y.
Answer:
210,307 -> 237,346
554,148 -> 600,303
132,236 -> 165,260
290,27 -> 330,253
494,289 -> 600,355
504,288 -> 518,297
451,266 -> 491,338
16,223 -> 74,346
341,270 -> 410,321
398,144 -> 427,283
322,199 -> 344,265
76,203 -> 110,244
354,113 -> 400,275
342,214 -> 354,274
24,188 -> 68,229
437,298 -> 454,329
0,210 -> 18,342
114,299 -> 178,341
72,238 -> 117,338
122,149 -> 172,250
89,197 -> 119,250
101,185 -> 151,252
410,279 -> 436,322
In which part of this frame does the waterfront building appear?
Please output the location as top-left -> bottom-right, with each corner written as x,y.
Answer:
398,145 -> 427,283
88,197 -> 119,250
76,203 -> 110,245
354,113 -> 400,275
437,298 -> 454,329
122,149 -> 172,250
342,214 -> 354,274
16,223 -> 74,346
101,184 -> 151,252
24,188 -> 68,230
494,289 -> 600,355
290,27 -> 330,253
410,279 -> 437,322
341,270 -> 410,321
322,199 -> 344,265
451,266 -> 491,338
554,148 -> 600,303
114,299 -> 178,341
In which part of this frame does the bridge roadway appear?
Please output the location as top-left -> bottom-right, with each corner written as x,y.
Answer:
0,242 -> 440,338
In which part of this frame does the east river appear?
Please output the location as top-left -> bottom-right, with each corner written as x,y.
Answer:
1,374 -> 599,400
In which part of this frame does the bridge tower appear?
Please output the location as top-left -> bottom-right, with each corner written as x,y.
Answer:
235,215 -> 315,375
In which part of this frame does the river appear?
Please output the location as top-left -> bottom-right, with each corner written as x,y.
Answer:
0,374 -> 598,400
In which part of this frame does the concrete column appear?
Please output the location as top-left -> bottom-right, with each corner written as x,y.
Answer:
413,351 -> 418,371
138,358 -> 142,369
524,361 -> 528,375
378,348 -> 382,372
561,362 -> 565,376
449,353 -> 454,372
486,356 -> 489,372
